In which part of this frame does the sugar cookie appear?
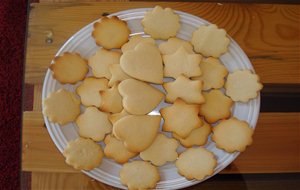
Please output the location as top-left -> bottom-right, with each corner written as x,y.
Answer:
192,57 -> 228,90
113,115 -> 161,152
176,147 -> 217,180
120,42 -> 163,84
75,107 -> 112,141
50,52 -> 88,84
63,137 -> 103,170
173,121 -> 211,148
76,77 -> 108,107
121,35 -> 155,53
120,161 -> 160,190
108,64 -> 131,87
43,89 -> 80,125
163,47 -> 202,78
159,37 -> 194,55
160,98 -> 202,138
88,48 -> 121,79
118,79 -> 164,115
92,16 -> 130,49
104,135 -> 137,164
163,75 -> 205,104
142,6 -> 180,40
225,70 -> 263,102
191,24 -> 230,57
99,84 -> 123,113
140,133 -> 179,166
108,109 -> 129,125
199,90 -> 233,123
212,117 -> 253,153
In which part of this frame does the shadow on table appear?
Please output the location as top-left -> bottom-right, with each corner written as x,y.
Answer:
184,163 -> 300,190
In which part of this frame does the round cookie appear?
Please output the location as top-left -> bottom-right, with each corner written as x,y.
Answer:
43,89 -> 81,125
212,117 -> 253,153
92,16 -> 130,49
121,35 -> 155,53
141,6 -> 180,40
225,70 -> 263,102
191,24 -> 230,58
50,52 -> 88,84
159,37 -> 194,55
120,160 -> 160,190
63,137 -> 103,170
175,147 -> 217,180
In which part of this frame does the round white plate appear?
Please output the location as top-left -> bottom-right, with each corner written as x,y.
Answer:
42,8 -> 260,190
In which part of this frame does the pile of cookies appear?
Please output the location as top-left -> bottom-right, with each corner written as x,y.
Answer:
43,6 -> 263,189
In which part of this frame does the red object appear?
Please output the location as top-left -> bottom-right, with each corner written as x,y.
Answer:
0,0 -> 28,189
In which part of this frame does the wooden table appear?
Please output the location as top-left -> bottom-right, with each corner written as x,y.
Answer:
22,1 -> 300,190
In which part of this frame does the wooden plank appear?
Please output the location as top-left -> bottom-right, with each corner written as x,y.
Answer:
31,172 -> 117,190
25,2 -> 300,84
22,111 -> 300,173
31,172 -> 300,190
33,84 -> 43,111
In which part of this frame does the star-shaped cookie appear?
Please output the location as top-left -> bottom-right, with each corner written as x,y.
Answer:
99,84 -> 123,113
199,90 -> 233,123
192,57 -> 228,90
160,98 -> 202,138
140,133 -> 179,166
163,75 -> 205,104
163,47 -> 202,78
108,64 -> 131,87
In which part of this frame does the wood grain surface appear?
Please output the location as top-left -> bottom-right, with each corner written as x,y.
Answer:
25,2 -> 300,85
22,111 -> 300,174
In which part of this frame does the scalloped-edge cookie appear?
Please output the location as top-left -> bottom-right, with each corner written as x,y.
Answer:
160,98 -> 202,138
142,6 -> 180,40
140,133 -> 179,166
199,90 -> 233,123
159,37 -> 194,55
191,24 -> 230,57
173,120 -> 211,148
225,70 -> 263,102
212,117 -> 253,153
113,115 -> 161,152
121,35 -> 155,53
192,57 -> 228,90
99,84 -> 123,113
175,147 -> 217,180
75,107 -> 112,141
88,48 -> 121,79
76,77 -> 108,107
43,89 -> 81,125
163,75 -> 205,104
92,16 -> 130,49
50,52 -> 88,84
63,137 -> 103,170
163,47 -> 202,79
120,160 -> 160,190
104,134 -> 137,164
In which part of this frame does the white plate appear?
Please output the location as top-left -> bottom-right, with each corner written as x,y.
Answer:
42,8 -> 260,190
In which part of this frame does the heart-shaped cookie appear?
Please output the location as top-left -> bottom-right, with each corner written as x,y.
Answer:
120,42 -> 163,84
118,79 -> 164,115
113,115 -> 161,152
